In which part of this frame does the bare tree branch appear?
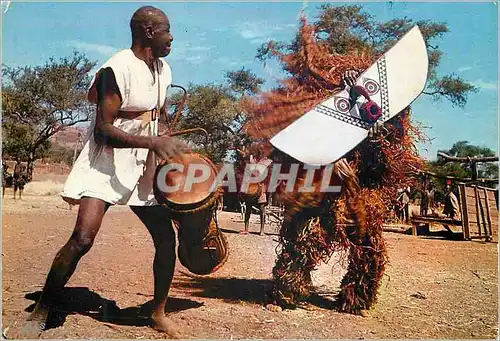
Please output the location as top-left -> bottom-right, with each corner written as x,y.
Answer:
10,111 -> 32,125
416,169 -> 498,183
437,152 -> 498,163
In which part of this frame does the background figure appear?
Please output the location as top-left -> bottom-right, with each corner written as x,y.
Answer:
397,187 -> 411,223
242,185 -> 267,236
420,184 -> 435,216
238,143 -> 273,236
425,184 -> 435,215
2,159 -> 8,198
443,185 -> 460,219
419,184 -> 427,216
13,157 -> 26,200
394,190 -> 403,221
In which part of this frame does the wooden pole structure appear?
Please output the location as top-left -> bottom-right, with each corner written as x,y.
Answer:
437,152 -> 499,163
482,187 -> 493,239
473,186 -> 482,238
415,169 -> 498,184
437,152 -> 498,183
458,184 -> 471,240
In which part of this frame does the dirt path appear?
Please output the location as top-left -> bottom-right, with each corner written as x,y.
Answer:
2,194 -> 498,339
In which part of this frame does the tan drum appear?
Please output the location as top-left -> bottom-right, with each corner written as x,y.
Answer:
153,153 -> 228,275
153,153 -> 221,214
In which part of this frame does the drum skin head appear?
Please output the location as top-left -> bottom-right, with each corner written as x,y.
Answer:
154,153 -> 217,208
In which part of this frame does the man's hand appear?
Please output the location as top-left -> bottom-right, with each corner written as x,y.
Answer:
367,121 -> 388,140
151,135 -> 190,161
341,70 -> 360,88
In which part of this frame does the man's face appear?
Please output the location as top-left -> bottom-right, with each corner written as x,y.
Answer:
151,16 -> 173,58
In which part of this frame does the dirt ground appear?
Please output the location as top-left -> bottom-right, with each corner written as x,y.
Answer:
2,193 -> 498,339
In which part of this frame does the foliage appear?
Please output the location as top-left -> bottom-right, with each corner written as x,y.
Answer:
168,69 -> 264,163
170,84 -> 239,163
426,141 -> 498,191
2,52 -> 96,180
45,144 -> 81,166
256,4 -> 477,108
225,67 -> 264,97
2,121 -> 50,160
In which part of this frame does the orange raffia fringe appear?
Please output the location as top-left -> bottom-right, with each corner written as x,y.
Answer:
244,16 -> 373,142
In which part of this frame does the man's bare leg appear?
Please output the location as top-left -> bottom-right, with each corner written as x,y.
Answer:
18,198 -> 109,338
241,201 -> 252,234
130,206 -> 181,338
259,203 -> 266,236
240,202 -> 245,220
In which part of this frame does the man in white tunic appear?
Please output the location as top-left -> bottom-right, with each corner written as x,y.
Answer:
22,6 -> 186,338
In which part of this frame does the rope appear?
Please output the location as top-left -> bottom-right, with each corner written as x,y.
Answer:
163,187 -> 223,215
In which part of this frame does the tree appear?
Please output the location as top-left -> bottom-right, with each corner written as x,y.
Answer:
225,67 -> 264,97
46,144 -> 82,166
434,141 -> 498,178
2,121 -> 51,161
256,4 -> 477,107
2,52 -> 96,181
224,68 -> 265,158
168,84 -> 239,163
167,69 -> 264,163
426,141 -> 498,191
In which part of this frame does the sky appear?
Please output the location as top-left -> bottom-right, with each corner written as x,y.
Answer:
2,1 -> 498,160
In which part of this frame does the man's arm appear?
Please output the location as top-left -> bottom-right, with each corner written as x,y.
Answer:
93,67 -> 186,160
93,68 -> 154,149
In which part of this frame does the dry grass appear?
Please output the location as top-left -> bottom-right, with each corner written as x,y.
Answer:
24,180 -> 64,196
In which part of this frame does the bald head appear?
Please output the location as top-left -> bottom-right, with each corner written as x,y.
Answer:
130,6 -> 173,57
130,6 -> 168,42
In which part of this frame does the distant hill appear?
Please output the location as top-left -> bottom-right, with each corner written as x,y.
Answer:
50,126 -> 88,148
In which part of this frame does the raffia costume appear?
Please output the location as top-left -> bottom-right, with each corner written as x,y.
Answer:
244,18 -> 424,313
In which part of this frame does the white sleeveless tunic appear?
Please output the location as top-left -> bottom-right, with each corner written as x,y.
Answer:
62,49 -> 172,206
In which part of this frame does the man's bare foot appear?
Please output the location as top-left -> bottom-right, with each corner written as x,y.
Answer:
239,230 -> 249,235
150,313 -> 182,338
260,232 -> 265,236
265,303 -> 282,312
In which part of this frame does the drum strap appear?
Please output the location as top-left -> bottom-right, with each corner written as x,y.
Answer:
153,59 -> 161,167
140,60 -> 161,176
168,187 -> 223,215
156,59 -> 161,120
213,201 -> 220,231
